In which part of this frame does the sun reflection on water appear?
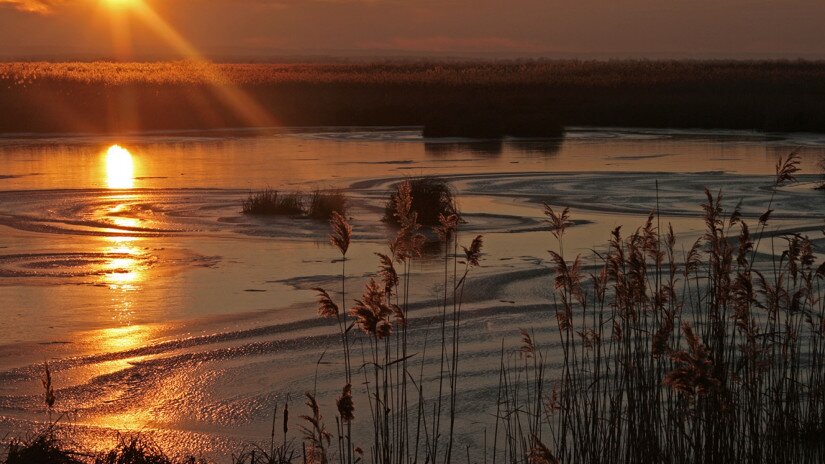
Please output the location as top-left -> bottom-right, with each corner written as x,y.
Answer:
103,236 -> 144,290
98,324 -> 151,352
105,145 -> 135,189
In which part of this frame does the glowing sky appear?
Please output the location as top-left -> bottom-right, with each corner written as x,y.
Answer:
0,0 -> 824,59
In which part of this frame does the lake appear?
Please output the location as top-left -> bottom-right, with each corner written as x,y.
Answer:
1,127 -> 823,460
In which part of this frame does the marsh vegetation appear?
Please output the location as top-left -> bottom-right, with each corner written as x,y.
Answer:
383,177 -> 459,227
3,61 -> 825,135
242,189 -> 348,220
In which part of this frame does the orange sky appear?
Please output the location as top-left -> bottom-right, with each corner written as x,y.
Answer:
0,0 -> 824,59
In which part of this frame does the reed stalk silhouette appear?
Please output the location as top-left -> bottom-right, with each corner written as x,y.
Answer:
493,152 -> 825,464
310,179 -> 484,464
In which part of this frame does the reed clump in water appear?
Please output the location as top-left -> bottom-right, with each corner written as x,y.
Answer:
242,189 -> 303,216
383,177 -> 459,227
307,190 -> 348,221
242,189 -> 347,220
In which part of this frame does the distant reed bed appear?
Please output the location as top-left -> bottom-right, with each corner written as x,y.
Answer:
2,60 -> 825,133
5,60 -> 825,87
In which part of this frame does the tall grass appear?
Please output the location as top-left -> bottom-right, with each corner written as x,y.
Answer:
243,189 -> 304,216
494,153 -> 825,464
242,189 -> 347,220
308,191 -> 348,221
311,179 -> 482,464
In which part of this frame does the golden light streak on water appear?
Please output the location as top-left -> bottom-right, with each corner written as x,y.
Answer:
102,236 -> 144,289
98,324 -> 150,352
111,216 -> 140,229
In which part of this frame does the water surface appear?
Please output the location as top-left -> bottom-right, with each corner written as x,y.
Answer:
1,127 -> 823,459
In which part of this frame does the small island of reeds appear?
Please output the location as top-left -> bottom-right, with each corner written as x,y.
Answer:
242,189 -> 347,220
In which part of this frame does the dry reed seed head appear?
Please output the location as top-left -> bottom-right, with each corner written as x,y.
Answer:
543,204 -> 572,240
684,238 -> 703,277
462,235 -> 484,267
591,267 -> 609,301
666,223 -> 676,251
299,393 -> 332,451
389,303 -> 406,327
627,237 -> 650,304
361,278 -> 386,312
641,211 -> 661,259
375,320 -> 393,339
311,287 -> 339,318
783,234 -> 816,284
755,270 -> 788,315
652,316 -> 675,357
42,361 -> 55,409
784,235 -> 802,280
336,384 -> 354,422
663,322 -> 721,396
549,251 -> 585,306
519,329 -> 536,358
348,278 -> 394,338
375,252 -> 399,295
436,213 -> 459,240
758,209 -> 773,225
701,188 -> 725,247
391,217 -> 426,263
393,181 -> 414,225
556,308 -> 572,331
736,223 -> 753,267
329,211 -> 352,256
800,236 -> 815,268
790,288 -> 807,313
544,384 -> 562,415
527,436 -> 560,464
305,445 -> 326,464
578,328 -> 600,349
775,150 -> 801,187
610,225 -> 622,244
612,319 -> 623,341
652,284 -> 674,310
728,199 -> 743,229
305,392 -> 320,421
731,272 -> 755,331
349,300 -> 378,336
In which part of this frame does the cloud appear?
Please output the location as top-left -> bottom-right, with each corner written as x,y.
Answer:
0,0 -> 68,14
